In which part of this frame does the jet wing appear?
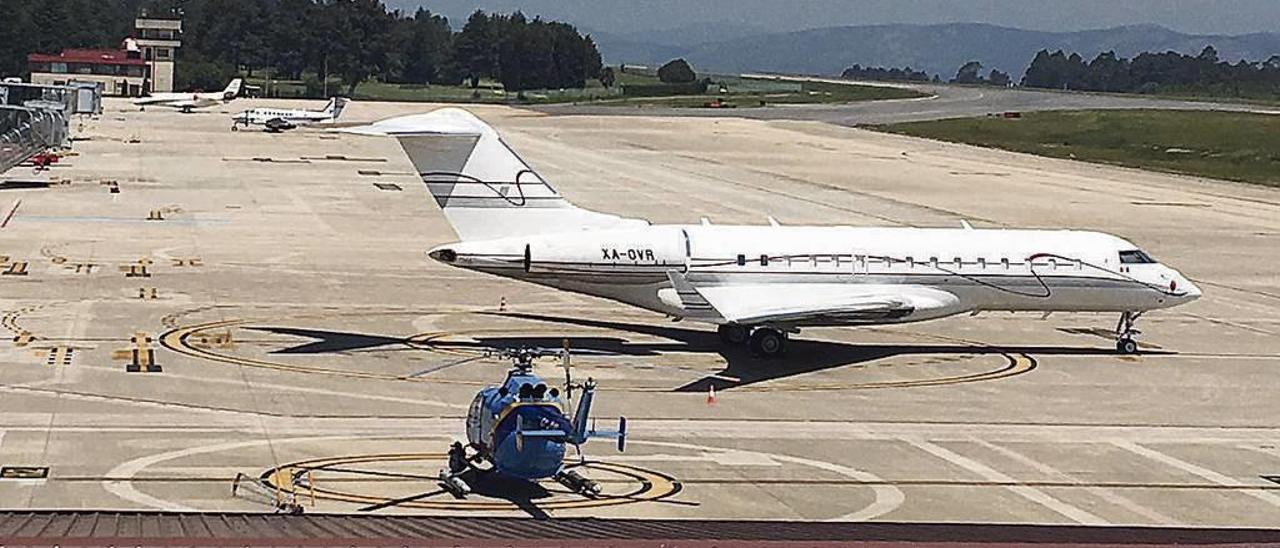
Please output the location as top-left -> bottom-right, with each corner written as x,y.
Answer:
667,271 -> 962,326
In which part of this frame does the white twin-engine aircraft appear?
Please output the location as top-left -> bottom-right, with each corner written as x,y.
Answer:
346,108 -> 1200,357
231,97 -> 348,132
134,78 -> 243,113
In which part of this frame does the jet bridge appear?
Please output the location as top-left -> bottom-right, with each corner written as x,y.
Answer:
0,105 -> 67,174
0,81 -> 99,174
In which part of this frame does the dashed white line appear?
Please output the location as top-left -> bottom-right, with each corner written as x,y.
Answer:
904,438 -> 1107,525
1113,441 -> 1280,509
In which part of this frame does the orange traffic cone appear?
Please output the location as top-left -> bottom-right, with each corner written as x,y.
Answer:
706,385 -> 717,406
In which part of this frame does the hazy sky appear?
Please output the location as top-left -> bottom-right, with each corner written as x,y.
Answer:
386,0 -> 1280,35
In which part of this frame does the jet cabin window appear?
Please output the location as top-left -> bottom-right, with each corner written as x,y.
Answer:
1118,250 -> 1157,264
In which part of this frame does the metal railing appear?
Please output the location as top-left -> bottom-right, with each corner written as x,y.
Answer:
0,80 -> 99,175
0,105 -> 68,174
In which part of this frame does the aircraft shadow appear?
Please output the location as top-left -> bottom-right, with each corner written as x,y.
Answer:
243,314 -> 1160,392
247,326 -> 407,354
484,312 -> 1168,392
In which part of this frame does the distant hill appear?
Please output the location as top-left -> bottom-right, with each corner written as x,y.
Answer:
594,23 -> 1280,79
586,22 -> 768,70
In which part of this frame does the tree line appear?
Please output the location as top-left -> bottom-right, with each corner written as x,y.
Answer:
1022,46 -> 1280,99
840,64 -> 935,83
951,61 -> 1011,86
0,0 -> 603,94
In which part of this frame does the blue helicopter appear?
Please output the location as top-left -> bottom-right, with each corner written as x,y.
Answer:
437,346 -> 626,498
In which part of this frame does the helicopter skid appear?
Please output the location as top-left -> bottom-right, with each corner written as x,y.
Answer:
555,469 -> 601,497
438,469 -> 471,499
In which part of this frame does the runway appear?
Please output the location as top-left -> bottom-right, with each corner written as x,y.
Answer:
536,80 -> 1280,125
0,97 -> 1276,526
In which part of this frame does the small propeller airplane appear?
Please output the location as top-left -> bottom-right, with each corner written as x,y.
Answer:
231,97 -> 348,132
433,346 -> 626,499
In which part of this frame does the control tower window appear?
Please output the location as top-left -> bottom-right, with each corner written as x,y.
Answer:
1118,250 -> 1156,264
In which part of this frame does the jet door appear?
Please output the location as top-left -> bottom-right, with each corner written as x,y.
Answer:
680,229 -> 692,273
852,253 -> 868,276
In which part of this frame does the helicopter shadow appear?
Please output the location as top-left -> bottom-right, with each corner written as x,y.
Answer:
355,469 -> 554,518
480,312 -> 1168,392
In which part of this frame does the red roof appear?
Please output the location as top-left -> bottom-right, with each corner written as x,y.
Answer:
27,49 -> 146,66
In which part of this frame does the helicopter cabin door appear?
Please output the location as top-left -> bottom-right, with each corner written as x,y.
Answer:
466,392 -> 487,448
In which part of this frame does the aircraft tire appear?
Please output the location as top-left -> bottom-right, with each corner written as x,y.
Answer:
1116,338 -> 1138,354
718,324 -> 749,345
749,328 -> 786,358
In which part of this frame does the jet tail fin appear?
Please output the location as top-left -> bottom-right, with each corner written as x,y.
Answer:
223,78 -> 243,100
342,108 -> 644,240
328,97 -> 347,119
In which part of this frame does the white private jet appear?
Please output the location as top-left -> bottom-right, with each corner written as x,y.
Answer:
231,97 -> 348,132
345,108 -> 1200,357
134,78 -> 243,113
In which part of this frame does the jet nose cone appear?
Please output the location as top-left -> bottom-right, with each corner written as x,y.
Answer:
1182,278 -> 1202,300
428,246 -> 457,263
1170,274 -> 1201,302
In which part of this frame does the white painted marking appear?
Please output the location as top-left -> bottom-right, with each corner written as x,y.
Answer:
904,438 -> 1107,525
971,438 -> 1177,525
606,451 -> 778,466
1114,441 -> 1280,508
709,450 -> 781,467
103,435 -> 368,511
636,440 -> 904,522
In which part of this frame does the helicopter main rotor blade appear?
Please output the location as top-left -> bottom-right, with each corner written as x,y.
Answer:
402,355 -> 487,379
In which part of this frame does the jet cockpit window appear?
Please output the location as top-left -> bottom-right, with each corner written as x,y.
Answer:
1118,250 -> 1157,264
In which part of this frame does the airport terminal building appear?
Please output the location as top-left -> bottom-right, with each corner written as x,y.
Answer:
26,17 -> 180,97
26,48 -> 148,97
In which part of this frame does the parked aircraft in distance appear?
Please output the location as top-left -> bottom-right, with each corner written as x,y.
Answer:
134,78 -> 242,113
346,108 -> 1201,357
231,97 -> 348,132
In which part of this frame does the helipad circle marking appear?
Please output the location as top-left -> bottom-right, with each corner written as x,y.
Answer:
159,312 -> 1037,392
259,452 -> 681,511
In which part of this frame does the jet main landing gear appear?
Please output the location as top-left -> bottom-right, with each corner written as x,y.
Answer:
717,324 -> 749,344
719,324 -> 789,358
1115,311 -> 1142,354
748,327 -> 787,358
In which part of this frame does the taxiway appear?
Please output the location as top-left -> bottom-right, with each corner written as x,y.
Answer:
0,98 -> 1276,525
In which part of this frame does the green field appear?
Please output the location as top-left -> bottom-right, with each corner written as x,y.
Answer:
249,77 -> 620,104
875,110 -> 1280,187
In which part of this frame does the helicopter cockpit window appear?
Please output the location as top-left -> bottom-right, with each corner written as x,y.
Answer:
1118,250 -> 1156,264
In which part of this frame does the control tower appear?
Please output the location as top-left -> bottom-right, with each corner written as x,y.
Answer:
134,16 -> 182,93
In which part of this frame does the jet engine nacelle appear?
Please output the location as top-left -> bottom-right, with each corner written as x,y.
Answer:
526,227 -> 686,274
428,227 -> 685,281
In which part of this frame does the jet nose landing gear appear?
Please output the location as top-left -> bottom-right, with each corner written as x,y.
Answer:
1115,311 -> 1143,354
